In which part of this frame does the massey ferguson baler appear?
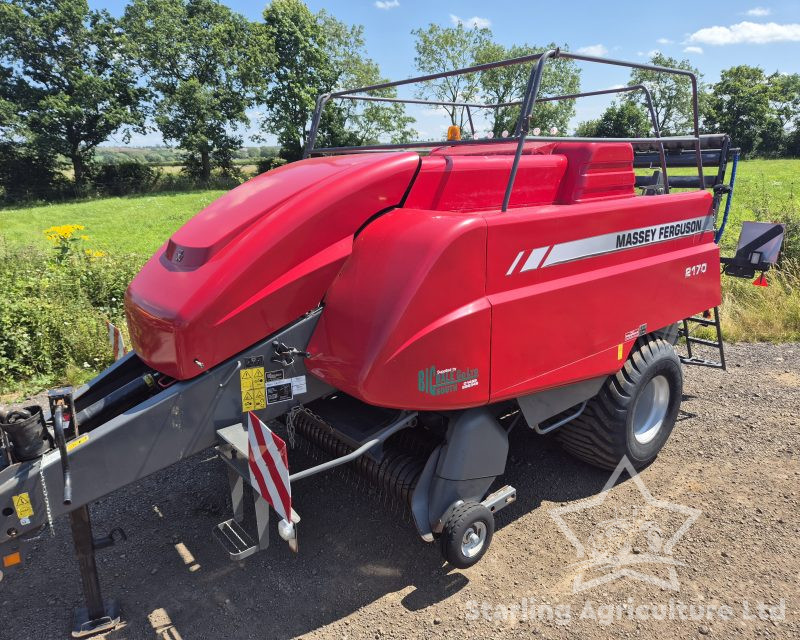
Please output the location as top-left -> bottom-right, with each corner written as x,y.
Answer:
1,50 -> 779,636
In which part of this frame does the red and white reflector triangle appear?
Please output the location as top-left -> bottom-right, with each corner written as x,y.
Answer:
105,320 -> 127,361
247,411 -> 292,523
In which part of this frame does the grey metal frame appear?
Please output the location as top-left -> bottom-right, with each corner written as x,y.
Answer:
304,48 -> 706,211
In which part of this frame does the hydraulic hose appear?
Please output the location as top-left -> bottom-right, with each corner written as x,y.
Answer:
53,406 -> 72,505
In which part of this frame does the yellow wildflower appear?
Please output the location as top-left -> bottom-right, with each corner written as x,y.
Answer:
44,224 -> 86,242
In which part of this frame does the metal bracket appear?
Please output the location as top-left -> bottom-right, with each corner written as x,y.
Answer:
481,485 -> 517,514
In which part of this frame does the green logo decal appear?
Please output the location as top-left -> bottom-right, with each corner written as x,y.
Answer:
418,365 -> 479,396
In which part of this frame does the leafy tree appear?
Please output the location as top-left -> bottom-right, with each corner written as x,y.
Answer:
704,65 -> 771,156
124,0 -> 273,182
328,57 -> 416,147
263,0 -> 413,160
628,52 -> 700,136
761,72 -> 800,155
411,23 -> 491,132
0,0 -> 146,189
477,42 -> 580,138
574,101 -> 651,138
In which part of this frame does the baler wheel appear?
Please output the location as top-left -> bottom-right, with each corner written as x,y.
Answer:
440,501 -> 494,569
556,337 -> 682,471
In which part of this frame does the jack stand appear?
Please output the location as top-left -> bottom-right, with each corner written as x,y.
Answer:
69,506 -> 121,638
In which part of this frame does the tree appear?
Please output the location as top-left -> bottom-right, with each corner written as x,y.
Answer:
704,65 -> 771,156
328,57 -> 416,147
411,23 -> 491,131
628,52 -> 700,136
0,0 -> 146,189
761,72 -> 800,155
477,42 -> 580,138
574,101 -> 651,138
263,0 -> 414,160
124,0 -> 272,182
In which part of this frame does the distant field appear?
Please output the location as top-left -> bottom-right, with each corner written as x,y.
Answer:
0,190 -> 226,256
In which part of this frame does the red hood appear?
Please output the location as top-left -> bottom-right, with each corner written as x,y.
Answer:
125,152 -> 420,379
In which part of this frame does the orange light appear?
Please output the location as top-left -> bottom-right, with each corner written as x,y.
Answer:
2,551 -> 21,568
447,125 -> 461,141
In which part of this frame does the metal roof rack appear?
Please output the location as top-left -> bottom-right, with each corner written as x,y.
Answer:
304,49 -> 711,211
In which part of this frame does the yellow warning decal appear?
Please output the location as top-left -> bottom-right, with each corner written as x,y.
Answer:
240,366 -> 266,412
617,343 -> 624,360
66,434 -> 89,452
12,493 -> 33,520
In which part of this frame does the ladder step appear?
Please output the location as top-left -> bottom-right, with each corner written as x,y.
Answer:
680,356 -> 724,369
685,336 -> 722,347
684,316 -> 717,327
213,519 -> 260,561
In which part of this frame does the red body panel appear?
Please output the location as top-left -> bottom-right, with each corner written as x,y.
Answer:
307,210 -> 490,409
125,152 -> 420,379
404,154 -> 566,211
552,142 -> 636,203
308,146 -> 718,409
485,190 -> 717,401
125,141 -> 721,408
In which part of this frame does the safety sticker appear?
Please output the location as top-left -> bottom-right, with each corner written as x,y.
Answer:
291,375 -> 307,395
266,369 -> 284,382
66,434 -> 89,452
12,493 -> 33,520
244,355 -> 264,368
240,366 -> 267,412
267,379 -> 293,404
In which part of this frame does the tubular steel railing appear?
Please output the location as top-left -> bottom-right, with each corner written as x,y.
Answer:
304,48 -> 708,211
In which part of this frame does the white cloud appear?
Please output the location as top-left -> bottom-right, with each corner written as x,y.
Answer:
375,0 -> 399,8
683,45 -> 704,54
449,14 -> 491,29
657,37 -> 674,44
689,21 -> 800,45
745,6 -> 771,16
637,48 -> 661,58
576,44 -> 609,56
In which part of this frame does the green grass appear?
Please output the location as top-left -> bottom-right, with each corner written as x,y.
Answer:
0,190 -> 225,256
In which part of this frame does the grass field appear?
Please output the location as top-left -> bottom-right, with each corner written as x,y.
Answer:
0,190 -> 226,256
0,158 -> 797,398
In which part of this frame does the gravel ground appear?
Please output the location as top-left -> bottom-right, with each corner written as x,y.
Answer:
1,342 -> 798,639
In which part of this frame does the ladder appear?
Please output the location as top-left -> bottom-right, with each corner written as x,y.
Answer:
679,307 -> 726,370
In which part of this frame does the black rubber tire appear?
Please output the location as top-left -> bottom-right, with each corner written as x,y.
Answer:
556,337 -> 683,471
440,501 -> 494,569
654,322 -> 680,346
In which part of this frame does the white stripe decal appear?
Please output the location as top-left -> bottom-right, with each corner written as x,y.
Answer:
520,246 -> 549,272
541,215 -> 714,268
506,250 -> 525,276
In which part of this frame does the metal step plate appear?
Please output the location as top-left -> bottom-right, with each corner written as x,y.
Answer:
213,519 -> 259,561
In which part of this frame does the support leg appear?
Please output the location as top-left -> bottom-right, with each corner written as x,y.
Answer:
227,465 -> 245,523
254,493 -> 270,550
69,506 -> 120,638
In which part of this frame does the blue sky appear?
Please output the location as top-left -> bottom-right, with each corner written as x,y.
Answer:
91,0 -> 800,146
